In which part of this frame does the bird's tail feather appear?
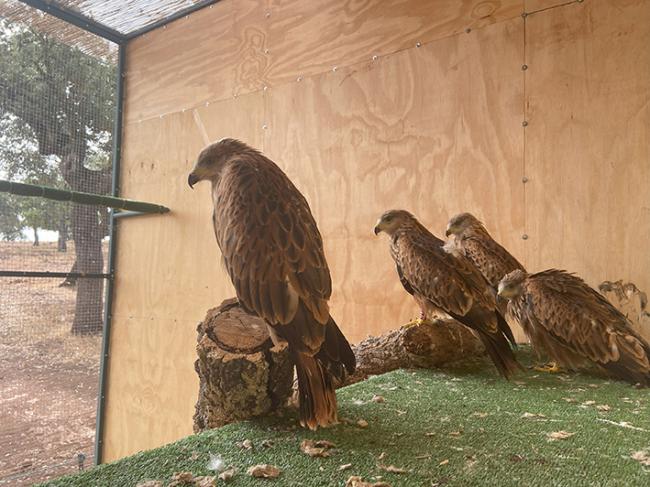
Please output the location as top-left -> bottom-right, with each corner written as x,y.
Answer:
281,303 -> 356,428
496,310 -> 518,350
293,351 -> 338,429
476,329 -> 522,379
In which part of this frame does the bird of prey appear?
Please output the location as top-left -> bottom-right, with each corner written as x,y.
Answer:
499,269 -> 650,385
374,210 -> 520,378
444,212 -> 524,349
188,138 -> 355,429
445,212 -> 525,319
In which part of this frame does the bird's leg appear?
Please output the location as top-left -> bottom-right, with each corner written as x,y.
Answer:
403,311 -> 434,329
533,361 -> 563,373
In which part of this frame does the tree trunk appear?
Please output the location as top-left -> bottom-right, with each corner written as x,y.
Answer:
57,218 -> 67,252
341,319 -> 484,386
193,299 -> 294,432
32,226 -> 39,246
70,203 -> 104,335
59,259 -> 78,287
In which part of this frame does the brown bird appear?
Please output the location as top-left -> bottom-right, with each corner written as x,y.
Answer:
499,269 -> 650,386
188,138 -> 355,429
445,212 -> 525,347
374,210 -> 520,378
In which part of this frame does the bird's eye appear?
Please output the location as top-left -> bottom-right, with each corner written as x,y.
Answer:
385,216 -> 392,222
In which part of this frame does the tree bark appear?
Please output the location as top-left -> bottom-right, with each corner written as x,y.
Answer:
341,319 -> 484,386
59,150 -> 107,335
57,217 -> 67,252
193,299 -> 294,432
70,204 -> 104,334
32,226 -> 39,246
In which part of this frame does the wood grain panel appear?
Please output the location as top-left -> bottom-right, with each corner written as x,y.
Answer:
265,0 -> 523,86
524,0 -> 576,14
102,317 -> 199,462
124,0 -> 523,122
103,91 -> 264,461
524,0 -> 650,293
264,18 -> 525,343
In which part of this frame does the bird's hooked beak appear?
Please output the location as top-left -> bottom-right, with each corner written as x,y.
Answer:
445,225 -> 454,237
373,218 -> 384,236
188,173 -> 199,189
497,282 -> 516,299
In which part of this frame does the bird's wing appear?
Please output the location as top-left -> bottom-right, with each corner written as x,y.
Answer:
213,157 -> 332,328
394,233 -> 490,316
461,236 -> 525,287
523,270 -> 650,369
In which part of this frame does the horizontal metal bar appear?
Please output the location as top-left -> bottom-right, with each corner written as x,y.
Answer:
0,270 -> 110,279
126,0 -> 220,40
0,180 -> 170,214
18,0 -> 126,44
112,210 -> 159,219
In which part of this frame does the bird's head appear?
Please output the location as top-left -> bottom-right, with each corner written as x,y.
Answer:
497,269 -> 527,300
373,209 -> 415,237
445,212 -> 482,237
188,138 -> 252,188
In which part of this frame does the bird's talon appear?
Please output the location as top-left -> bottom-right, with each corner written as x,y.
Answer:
533,362 -> 562,373
403,318 -> 433,329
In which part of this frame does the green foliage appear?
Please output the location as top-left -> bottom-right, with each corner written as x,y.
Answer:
42,350 -> 650,487
0,19 -> 115,240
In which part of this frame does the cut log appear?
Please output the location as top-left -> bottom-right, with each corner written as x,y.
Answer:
193,298 -> 294,432
342,319 -> 483,386
599,280 -> 650,341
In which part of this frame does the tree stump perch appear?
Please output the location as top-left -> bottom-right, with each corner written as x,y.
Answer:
193,299 -> 294,432
194,299 -> 486,430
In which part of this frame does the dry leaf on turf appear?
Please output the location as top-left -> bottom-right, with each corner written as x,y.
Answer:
339,463 -> 353,471
439,459 -> 449,466
596,404 -> 611,412
171,472 -> 194,483
372,395 -> 385,403
357,419 -> 369,428
547,431 -> 575,441
261,439 -> 274,448
247,464 -> 282,478
631,450 -> 650,466
378,464 -> 408,474
448,431 -> 462,437
239,439 -> 253,450
345,476 -> 391,487
300,439 -> 336,457
521,412 -> 546,419
193,476 -> 216,487
218,468 -> 236,482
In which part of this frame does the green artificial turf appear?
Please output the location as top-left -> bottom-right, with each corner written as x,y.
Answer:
43,349 -> 649,487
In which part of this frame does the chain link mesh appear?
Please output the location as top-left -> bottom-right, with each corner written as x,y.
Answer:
0,4 -> 116,485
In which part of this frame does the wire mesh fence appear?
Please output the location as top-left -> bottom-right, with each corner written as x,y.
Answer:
0,3 -> 116,485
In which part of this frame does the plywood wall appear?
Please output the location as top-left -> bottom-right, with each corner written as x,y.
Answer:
103,0 -> 650,461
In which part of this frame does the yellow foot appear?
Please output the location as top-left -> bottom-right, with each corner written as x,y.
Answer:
403,318 -> 434,329
533,362 -> 563,373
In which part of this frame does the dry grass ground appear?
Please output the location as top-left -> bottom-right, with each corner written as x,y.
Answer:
0,241 -> 104,486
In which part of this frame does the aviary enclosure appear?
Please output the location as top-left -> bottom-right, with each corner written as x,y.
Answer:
0,0 -> 648,485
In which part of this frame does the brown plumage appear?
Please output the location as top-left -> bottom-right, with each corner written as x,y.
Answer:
374,210 -> 521,378
188,138 -> 355,429
445,213 -> 525,326
499,269 -> 650,386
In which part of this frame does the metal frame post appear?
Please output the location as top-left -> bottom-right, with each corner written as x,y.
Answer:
94,43 -> 126,466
